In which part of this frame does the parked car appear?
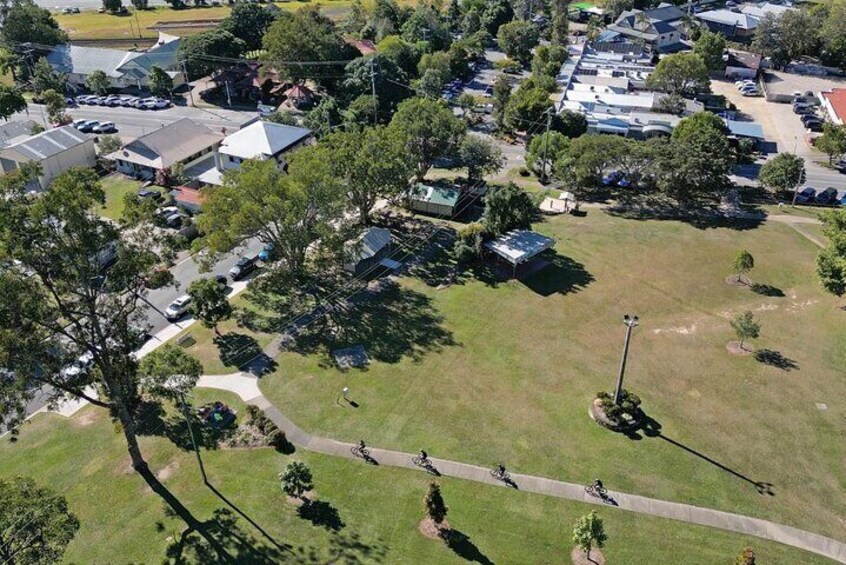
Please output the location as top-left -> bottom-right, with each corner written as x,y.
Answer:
137,189 -> 162,200
93,121 -> 116,133
60,350 -> 95,379
816,187 -> 838,205
807,122 -> 824,132
228,256 -> 257,280
795,187 -> 817,204
736,80 -> 755,88
165,295 -> 192,321
838,193 -> 846,206
741,89 -> 759,97
602,171 -> 631,187
72,119 -> 88,129
794,105 -> 815,115
258,243 -> 275,262
77,120 -> 100,133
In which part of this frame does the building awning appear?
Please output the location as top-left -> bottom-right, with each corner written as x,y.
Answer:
723,119 -> 765,140
643,123 -> 673,135
485,230 -> 555,265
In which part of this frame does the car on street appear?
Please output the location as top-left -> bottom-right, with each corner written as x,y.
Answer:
740,88 -> 759,97
93,121 -> 116,133
77,120 -> 100,133
228,256 -> 257,280
165,295 -> 192,321
795,187 -> 817,204
60,350 -> 94,379
258,243 -> 275,262
816,187 -> 838,205
794,105 -> 815,115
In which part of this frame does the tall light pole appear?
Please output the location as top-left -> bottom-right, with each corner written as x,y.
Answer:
613,315 -> 639,406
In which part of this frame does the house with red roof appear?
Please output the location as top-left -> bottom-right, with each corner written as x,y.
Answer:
821,88 -> 846,126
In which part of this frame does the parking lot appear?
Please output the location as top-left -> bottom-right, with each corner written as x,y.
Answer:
713,77 -> 846,199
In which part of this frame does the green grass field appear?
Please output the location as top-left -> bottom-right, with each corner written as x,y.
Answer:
226,210 -> 845,542
0,400 -> 836,564
97,174 -> 144,220
54,0 -> 403,40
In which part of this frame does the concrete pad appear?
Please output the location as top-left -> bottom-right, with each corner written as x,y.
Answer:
196,373 -> 261,402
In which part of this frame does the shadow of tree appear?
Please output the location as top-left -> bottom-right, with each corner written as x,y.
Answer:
519,253 -> 594,297
754,349 -> 799,371
214,332 -> 270,372
297,500 -> 345,531
136,400 -> 234,452
444,529 -> 494,565
750,283 -> 785,297
291,279 -> 456,365
606,194 -> 765,231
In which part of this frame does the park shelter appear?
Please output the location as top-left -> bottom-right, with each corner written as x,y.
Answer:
485,230 -> 555,277
409,183 -> 461,217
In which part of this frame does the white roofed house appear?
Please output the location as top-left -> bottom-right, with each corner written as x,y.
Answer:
46,32 -> 183,90
107,118 -> 224,180
0,126 -> 96,191
196,119 -> 314,187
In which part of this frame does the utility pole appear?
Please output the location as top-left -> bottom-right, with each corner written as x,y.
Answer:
541,107 -> 553,183
179,392 -> 208,485
370,57 -> 378,125
613,315 -> 639,406
181,60 -> 194,107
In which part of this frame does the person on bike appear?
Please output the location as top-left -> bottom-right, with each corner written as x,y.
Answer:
498,464 -> 506,476
593,478 -> 604,491
358,439 -> 366,451
420,449 -> 428,461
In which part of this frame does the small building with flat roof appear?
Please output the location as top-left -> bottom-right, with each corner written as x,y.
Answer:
485,230 -> 556,276
409,183 -> 461,217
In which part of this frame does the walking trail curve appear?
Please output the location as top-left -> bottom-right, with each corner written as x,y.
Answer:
197,373 -> 846,564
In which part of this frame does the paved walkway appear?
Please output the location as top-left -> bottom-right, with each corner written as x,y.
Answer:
197,373 -> 846,564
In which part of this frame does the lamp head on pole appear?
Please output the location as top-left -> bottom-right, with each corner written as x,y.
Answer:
623,314 -> 639,328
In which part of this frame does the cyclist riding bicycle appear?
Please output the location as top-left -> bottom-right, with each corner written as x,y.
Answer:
593,478 -> 604,491
498,464 -> 506,476
420,449 -> 428,461
358,439 -> 366,451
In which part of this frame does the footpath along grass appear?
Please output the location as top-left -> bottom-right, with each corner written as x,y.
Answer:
0,403 -> 836,564
248,211 -> 846,542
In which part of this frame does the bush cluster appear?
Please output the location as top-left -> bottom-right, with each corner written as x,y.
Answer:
246,405 -> 288,449
596,390 -> 642,423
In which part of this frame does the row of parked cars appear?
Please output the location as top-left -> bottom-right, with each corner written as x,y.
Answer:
792,93 -> 824,132
164,256 -> 262,321
794,186 -> 845,206
72,119 -> 115,133
75,94 -> 171,110
734,79 -> 760,97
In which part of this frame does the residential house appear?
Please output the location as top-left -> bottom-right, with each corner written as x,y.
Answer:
695,9 -> 759,39
108,118 -> 224,180
409,183 -> 461,217
724,50 -> 761,80
740,2 -> 794,20
821,88 -> 846,126
0,126 -> 95,191
604,5 -> 686,51
197,119 -> 313,186
344,227 -> 393,276
47,32 -> 183,90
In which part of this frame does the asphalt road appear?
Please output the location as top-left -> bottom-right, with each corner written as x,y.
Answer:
15,102 -> 255,142
39,0 -> 168,10
142,238 -> 265,335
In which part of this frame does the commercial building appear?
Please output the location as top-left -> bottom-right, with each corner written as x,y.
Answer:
604,5 -> 686,51
47,32 -> 184,91
0,126 -> 95,191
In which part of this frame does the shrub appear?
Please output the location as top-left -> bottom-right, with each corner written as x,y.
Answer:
518,166 -> 530,176
246,404 -> 262,421
267,428 -> 287,449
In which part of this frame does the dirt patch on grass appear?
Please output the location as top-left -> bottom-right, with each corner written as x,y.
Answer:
418,517 -> 449,540
285,490 -> 315,507
726,341 -> 753,355
156,460 -> 180,481
571,547 -> 606,565
71,410 -> 98,427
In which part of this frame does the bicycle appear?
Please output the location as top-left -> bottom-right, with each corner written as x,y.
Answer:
412,455 -> 431,467
351,445 -> 370,459
585,484 -> 608,498
490,467 -> 510,482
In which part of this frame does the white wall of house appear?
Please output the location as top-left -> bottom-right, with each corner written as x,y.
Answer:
1,139 -> 96,190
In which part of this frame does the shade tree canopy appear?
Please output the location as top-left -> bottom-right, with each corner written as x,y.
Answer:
388,97 -> 466,181
646,52 -> 710,96
497,20 -> 539,64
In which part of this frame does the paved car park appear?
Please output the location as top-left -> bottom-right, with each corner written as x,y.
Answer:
713,77 -> 846,200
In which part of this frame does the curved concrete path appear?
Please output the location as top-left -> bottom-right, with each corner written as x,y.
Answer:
197,373 -> 846,564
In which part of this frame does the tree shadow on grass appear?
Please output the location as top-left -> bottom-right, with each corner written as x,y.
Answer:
292,279 -> 456,366
519,252 -> 594,297
136,400 -> 232,452
754,349 -> 799,371
750,283 -> 785,297
297,499 -> 345,531
214,332 -> 275,373
606,195 -> 765,231
626,415 -> 775,496
444,529 -> 494,565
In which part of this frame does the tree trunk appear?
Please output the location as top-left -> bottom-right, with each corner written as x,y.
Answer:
116,401 -> 148,472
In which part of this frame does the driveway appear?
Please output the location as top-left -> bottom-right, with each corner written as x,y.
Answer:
713,79 -> 846,194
